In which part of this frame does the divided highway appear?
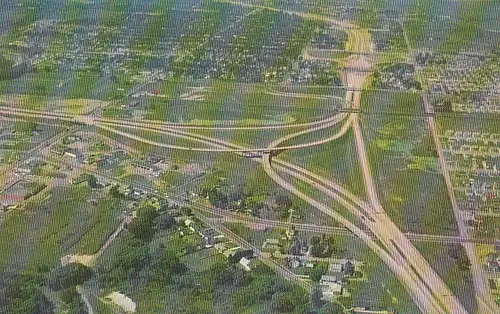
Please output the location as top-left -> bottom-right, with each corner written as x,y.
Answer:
2,8 -> 495,313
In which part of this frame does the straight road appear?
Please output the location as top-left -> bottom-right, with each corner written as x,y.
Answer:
346,55 -> 468,312
193,203 -> 498,245
423,93 -> 498,314
49,151 -> 311,292
193,211 -> 312,292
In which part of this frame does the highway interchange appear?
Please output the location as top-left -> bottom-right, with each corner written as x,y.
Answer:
1,5 -> 498,314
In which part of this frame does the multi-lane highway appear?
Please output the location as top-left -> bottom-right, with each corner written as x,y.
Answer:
1,98 -> 468,313
1,62 -> 472,314
2,7 -> 497,313
1,87 -> 480,313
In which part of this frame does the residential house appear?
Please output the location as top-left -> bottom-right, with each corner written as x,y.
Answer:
262,238 -> 281,251
289,238 -> 308,256
228,249 -> 253,264
239,257 -> 254,271
320,275 -> 343,300
64,148 -> 82,159
342,261 -> 356,277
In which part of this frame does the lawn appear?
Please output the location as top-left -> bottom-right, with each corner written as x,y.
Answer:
361,91 -> 458,235
26,186 -> 91,268
337,238 -> 419,312
280,128 -> 367,201
146,81 -> 336,126
74,197 -> 123,255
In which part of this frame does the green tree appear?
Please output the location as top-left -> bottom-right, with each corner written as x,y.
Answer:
154,213 -> 175,230
87,175 -> 98,188
150,250 -> 187,284
311,286 -> 325,309
309,262 -> 329,282
48,263 -> 93,291
271,292 -> 295,313
109,185 -> 124,199
320,302 -> 345,314
128,205 -> 159,242
102,235 -> 150,287
1,272 -> 54,314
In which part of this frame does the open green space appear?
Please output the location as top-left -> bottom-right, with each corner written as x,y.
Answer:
361,91 -> 458,235
74,197 -> 123,255
95,205 -> 311,314
280,128 -> 367,201
144,80 -> 336,124
414,242 -> 477,313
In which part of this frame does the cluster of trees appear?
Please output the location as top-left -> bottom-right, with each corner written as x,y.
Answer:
434,98 -> 453,113
154,212 -> 176,231
310,234 -> 342,258
274,194 -> 298,219
97,200 -> 345,313
147,249 -> 187,285
47,263 -> 93,291
58,286 -> 87,314
101,204 -> 185,290
448,244 -> 471,271
46,263 -> 94,313
109,184 -> 125,199
86,175 -> 99,189
201,184 -> 267,216
226,185 -> 268,216
164,255 -> 320,313
201,183 -> 298,219
100,234 -> 151,289
0,238 -> 96,312
0,271 -> 53,314
128,205 -> 159,242
311,287 -> 345,313
310,64 -> 342,86
24,183 -> 47,200
309,262 -> 329,282
0,55 -> 13,81
229,269 -> 310,313
200,185 -> 229,209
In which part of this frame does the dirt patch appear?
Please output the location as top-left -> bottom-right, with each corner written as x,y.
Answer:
105,292 -> 136,313
60,254 -> 95,267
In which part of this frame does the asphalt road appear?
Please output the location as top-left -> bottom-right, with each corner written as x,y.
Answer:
423,93 -> 498,314
2,11 -> 493,312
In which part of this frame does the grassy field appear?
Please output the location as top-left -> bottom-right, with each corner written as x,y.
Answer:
73,197 -> 123,255
280,127 -> 367,202
337,235 -> 419,312
0,184 -> 125,273
414,242 -> 477,313
26,186 -> 91,268
143,81 -> 336,125
361,91 -> 458,235
0,212 -> 31,271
